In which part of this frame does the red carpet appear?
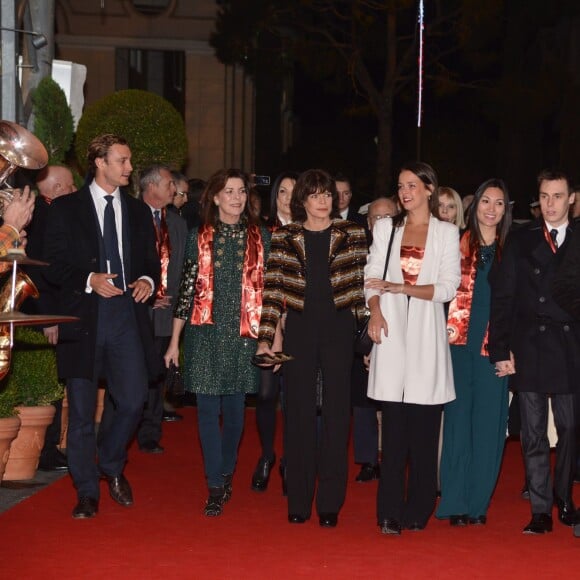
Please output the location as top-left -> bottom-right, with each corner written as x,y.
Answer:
0,408 -> 578,579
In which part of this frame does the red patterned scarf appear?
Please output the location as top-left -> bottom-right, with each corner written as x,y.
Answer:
447,231 -> 489,356
190,223 -> 264,339
154,208 -> 171,298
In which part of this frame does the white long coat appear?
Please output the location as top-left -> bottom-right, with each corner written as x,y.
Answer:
365,215 -> 461,405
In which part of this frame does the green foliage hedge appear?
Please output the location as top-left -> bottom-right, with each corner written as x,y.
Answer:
31,77 -> 74,165
75,89 -> 188,181
2,327 -> 63,408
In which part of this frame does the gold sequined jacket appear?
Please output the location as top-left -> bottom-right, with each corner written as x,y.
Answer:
258,219 -> 368,346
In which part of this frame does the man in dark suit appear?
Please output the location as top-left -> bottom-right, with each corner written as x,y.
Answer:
489,169 -> 580,534
334,173 -> 368,227
43,134 -> 160,519
136,164 -> 187,453
25,165 -> 77,471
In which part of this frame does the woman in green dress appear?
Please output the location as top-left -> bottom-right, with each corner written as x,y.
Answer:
164,168 -> 270,516
437,178 -> 512,525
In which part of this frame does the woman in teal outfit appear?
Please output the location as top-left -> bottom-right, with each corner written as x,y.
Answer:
437,179 -> 512,526
165,168 -> 270,517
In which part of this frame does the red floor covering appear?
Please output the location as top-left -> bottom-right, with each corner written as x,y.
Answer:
0,408 -> 578,579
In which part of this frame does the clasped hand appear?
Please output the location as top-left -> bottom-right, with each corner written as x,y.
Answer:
90,274 -> 153,302
365,278 -> 404,294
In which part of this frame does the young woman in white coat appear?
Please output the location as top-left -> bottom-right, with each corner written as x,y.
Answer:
365,161 -> 461,535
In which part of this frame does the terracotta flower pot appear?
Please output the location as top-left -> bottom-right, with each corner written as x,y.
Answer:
0,415 -> 21,482
3,405 -> 55,481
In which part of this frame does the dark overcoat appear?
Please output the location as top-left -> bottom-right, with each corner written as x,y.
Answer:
488,219 -> 580,393
42,185 -> 160,379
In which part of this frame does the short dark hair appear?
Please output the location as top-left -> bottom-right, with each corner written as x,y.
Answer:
393,161 -> 439,226
87,134 -> 130,174
200,168 -> 257,227
537,169 -> 571,194
291,168 -> 340,223
334,172 -> 351,186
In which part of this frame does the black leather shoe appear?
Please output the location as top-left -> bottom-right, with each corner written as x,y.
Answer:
251,456 -> 275,492
355,463 -> 380,482
204,488 -> 225,517
450,514 -> 469,527
162,410 -> 183,422
379,519 -> 401,535
222,473 -> 233,503
521,484 -> 530,500
288,514 -> 307,523
555,499 -> 580,526
105,474 -> 133,506
38,450 -> 68,471
523,513 -> 553,534
139,441 -> 164,454
319,513 -> 338,527
72,496 -> 99,519
469,515 -> 487,525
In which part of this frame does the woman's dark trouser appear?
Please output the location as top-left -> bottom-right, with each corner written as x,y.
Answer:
377,401 -> 442,527
256,370 -> 284,462
196,393 -> 246,489
283,308 -> 354,518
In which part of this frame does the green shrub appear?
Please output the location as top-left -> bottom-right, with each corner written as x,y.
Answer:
31,77 -> 75,165
4,327 -> 64,407
75,89 -> 188,185
0,380 -> 19,418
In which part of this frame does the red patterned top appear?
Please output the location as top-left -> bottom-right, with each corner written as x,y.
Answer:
400,245 -> 425,286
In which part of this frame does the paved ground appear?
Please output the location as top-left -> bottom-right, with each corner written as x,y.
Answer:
0,470 -> 67,515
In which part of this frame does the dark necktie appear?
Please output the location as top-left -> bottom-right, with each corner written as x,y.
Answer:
550,228 -> 558,249
103,195 -> 124,290
154,209 -> 161,232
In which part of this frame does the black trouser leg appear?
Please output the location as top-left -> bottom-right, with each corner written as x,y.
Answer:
519,392 -> 553,514
403,403 -> 442,527
551,393 -> 576,504
256,369 -> 280,461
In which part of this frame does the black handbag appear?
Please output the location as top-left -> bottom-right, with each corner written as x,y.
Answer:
165,362 -> 185,396
354,226 -> 396,356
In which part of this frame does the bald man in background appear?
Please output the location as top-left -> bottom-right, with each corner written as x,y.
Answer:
25,165 -> 77,471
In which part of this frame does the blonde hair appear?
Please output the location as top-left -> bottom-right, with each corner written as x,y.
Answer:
438,186 -> 465,229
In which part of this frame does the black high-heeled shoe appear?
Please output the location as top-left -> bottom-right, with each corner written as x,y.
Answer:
251,456 -> 275,492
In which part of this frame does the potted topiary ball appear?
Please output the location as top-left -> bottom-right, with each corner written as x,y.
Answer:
0,381 -> 21,482
3,327 -> 64,481
74,88 -> 188,193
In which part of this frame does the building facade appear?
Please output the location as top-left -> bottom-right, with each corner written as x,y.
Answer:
55,0 -> 255,179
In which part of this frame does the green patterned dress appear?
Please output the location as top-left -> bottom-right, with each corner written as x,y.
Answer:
175,221 -> 270,395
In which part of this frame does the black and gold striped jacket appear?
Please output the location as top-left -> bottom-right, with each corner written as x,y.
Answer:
258,219 -> 368,346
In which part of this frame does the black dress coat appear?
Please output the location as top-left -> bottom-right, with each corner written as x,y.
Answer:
553,225 -> 580,321
42,185 -> 160,380
488,219 -> 580,394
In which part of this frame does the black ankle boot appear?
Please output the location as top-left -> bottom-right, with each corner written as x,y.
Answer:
222,473 -> 233,503
251,455 -> 276,492
204,487 -> 225,517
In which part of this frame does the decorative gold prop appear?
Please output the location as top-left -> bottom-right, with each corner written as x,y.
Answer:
0,271 -> 39,380
0,120 -> 48,215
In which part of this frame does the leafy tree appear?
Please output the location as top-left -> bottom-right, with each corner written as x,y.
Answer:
31,77 -> 74,165
211,0 -> 462,194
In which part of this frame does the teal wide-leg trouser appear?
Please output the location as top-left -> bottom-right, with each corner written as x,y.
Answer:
436,346 -> 509,519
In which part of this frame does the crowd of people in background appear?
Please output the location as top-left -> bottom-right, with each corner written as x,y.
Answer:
11,132 -> 580,539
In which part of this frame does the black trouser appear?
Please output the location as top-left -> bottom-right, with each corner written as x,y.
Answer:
519,391 -> 576,514
283,308 -> 354,518
256,369 -> 284,462
137,336 -> 170,446
377,401 -> 442,527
